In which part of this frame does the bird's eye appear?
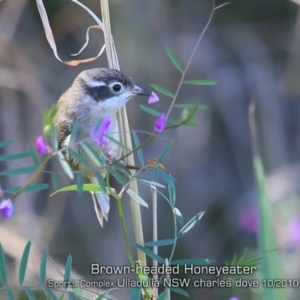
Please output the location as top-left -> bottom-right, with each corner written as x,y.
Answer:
112,83 -> 122,92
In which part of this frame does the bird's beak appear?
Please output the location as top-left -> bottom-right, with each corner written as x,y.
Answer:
132,85 -> 151,96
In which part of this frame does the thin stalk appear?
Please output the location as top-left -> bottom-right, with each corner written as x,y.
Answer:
116,198 -> 135,267
165,258 -> 171,300
107,170 -> 153,299
151,185 -> 158,299
100,0 -> 146,266
165,0 -> 217,120
11,154 -> 51,200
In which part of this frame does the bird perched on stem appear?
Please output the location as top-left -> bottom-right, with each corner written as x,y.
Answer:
53,68 -> 151,226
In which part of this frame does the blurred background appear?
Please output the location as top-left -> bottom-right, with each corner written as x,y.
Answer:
0,0 -> 300,299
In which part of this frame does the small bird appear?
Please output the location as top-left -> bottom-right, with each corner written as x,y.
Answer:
53,68 -> 151,226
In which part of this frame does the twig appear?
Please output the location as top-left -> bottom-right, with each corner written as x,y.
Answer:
151,185 -> 158,298
165,0 -> 230,119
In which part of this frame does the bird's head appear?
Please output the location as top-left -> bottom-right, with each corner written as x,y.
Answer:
74,68 -> 151,114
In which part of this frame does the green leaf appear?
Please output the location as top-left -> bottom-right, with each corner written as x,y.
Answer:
126,189 -> 148,207
67,293 -> 77,300
183,79 -> 217,85
173,207 -> 183,224
149,84 -> 174,98
19,241 -> 31,285
157,142 -> 173,164
94,290 -> 112,300
43,105 -> 57,135
68,293 -> 78,300
108,168 -> 126,185
237,248 -> 248,265
167,119 -> 198,127
6,290 -> 16,300
94,171 -> 107,194
253,154 -> 286,300
0,166 -> 38,176
243,257 -> 261,267
148,169 -> 175,186
183,122 -> 198,127
112,160 -> 131,176
67,148 -> 90,168
131,287 -> 141,300
59,294 -> 66,300
0,151 -> 31,161
70,122 -> 80,145
29,146 -> 40,166
174,103 -> 208,110
69,276 -> 86,299
157,291 -> 168,300
139,179 -> 165,189
170,258 -> 214,265
169,286 -> 189,297
167,119 -> 181,126
44,288 -> 58,300
134,243 -> 165,264
168,181 -> 176,206
76,173 -> 84,195
144,239 -> 175,247
25,288 -> 36,300
139,105 -> 161,117
229,252 -> 238,266
182,108 -> 189,120
64,255 -> 72,285
57,152 -> 74,179
166,47 -> 183,73
51,184 -> 106,196
0,140 -> 13,148
52,173 -> 60,190
51,125 -> 58,151
106,135 -> 131,152
0,244 -> 7,285
178,211 -> 205,238
5,184 -> 49,194
40,247 -> 49,284
132,131 -> 144,165
80,142 -> 101,167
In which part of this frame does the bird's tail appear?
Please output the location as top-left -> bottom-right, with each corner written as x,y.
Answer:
88,176 -> 110,227
90,191 -> 110,227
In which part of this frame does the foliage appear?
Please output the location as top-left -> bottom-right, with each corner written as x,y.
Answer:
0,1 -> 276,300
0,241 -> 119,299
0,45 -> 213,299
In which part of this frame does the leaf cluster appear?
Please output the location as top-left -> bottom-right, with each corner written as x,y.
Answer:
0,141 -> 49,196
0,242 -> 111,300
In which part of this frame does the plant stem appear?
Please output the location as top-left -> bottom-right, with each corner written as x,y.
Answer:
151,185 -> 158,298
11,154 -> 51,200
115,194 -> 135,267
165,0 -> 216,120
110,185 -> 152,299
100,0 -> 147,266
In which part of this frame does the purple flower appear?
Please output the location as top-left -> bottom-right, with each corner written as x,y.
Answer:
91,116 -> 111,147
229,297 -> 239,300
154,113 -> 166,132
285,215 -> 300,248
148,92 -> 160,104
0,199 -> 14,219
239,206 -> 259,233
35,135 -> 48,154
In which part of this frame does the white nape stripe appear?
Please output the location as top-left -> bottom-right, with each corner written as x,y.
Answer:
86,80 -> 106,87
